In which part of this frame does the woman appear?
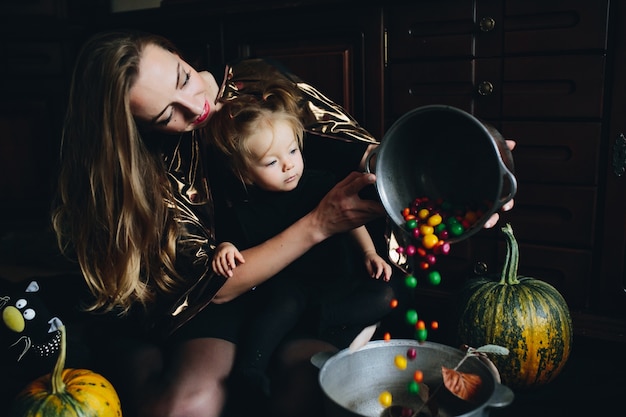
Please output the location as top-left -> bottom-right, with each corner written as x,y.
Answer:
52,30 -> 513,417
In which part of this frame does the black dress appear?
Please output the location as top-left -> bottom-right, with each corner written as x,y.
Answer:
219,169 -> 395,396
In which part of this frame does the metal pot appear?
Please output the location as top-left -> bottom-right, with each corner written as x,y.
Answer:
312,340 -> 514,417
366,105 -> 517,244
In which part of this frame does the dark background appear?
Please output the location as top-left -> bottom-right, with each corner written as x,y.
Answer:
1,1 -> 624,415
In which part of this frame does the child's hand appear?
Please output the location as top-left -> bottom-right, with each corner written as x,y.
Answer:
212,242 -> 245,277
363,250 -> 392,282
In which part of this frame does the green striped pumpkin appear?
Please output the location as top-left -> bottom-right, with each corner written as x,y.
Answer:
457,223 -> 573,390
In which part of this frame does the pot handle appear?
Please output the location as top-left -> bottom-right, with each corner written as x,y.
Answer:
364,148 -> 378,174
485,383 -> 515,409
490,125 -> 518,210
311,350 -> 335,369
497,164 -> 517,210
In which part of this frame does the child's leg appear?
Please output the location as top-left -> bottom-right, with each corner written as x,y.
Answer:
318,278 -> 396,348
234,283 -> 308,395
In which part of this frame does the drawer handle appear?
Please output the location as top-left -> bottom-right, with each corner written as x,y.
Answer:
613,133 -> 626,177
479,17 -> 496,32
477,81 -> 494,96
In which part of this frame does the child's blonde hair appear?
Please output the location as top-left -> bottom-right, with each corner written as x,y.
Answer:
210,82 -> 305,184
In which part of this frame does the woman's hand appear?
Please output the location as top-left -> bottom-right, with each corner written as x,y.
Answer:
310,172 -> 386,241
483,139 -> 516,228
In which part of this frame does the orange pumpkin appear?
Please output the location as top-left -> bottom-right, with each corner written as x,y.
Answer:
9,325 -> 122,417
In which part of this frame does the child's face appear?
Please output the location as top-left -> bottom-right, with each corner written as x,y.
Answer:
244,119 -> 304,192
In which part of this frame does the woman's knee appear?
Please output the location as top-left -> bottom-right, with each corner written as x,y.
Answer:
140,378 -> 227,417
136,338 -> 236,417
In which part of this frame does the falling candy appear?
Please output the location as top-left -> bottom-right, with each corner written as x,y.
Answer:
404,274 -> 417,288
428,270 -> 442,286
406,347 -> 417,360
413,370 -> 424,383
407,380 -> 420,394
415,320 -> 428,342
394,354 -> 408,370
405,309 -> 418,325
379,391 -> 392,407
415,328 -> 428,342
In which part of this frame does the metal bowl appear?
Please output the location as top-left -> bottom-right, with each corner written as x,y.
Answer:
366,105 -> 517,244
312,339 -> 514,417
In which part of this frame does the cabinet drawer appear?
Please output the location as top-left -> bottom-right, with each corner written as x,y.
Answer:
502,121 -> 601,186
387,1 -> 477,60
387,54 -> 604,122
505,184 -> 596,248
503,0 -> 609,54
501,55 -> 606,119
387,0 -> 608,61
496,242 -> 590,310
387,59 -> 477,120
409,235 -> 590,311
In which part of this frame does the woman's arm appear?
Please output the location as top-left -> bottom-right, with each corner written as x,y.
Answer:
212,171 -> 384,302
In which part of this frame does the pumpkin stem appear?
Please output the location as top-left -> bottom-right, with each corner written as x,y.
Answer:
50,325 -> 67,394
499,223 -> 520,285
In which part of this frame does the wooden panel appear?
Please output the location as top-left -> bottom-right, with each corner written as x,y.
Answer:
495,242 -> 591,310
502,121 -> 601,186
502,55 -> 605,119
387,59 -> 476,121
387,0 -> 477,60
504,0 -> 609,54
4,42 -> 65,75
505,184 -> 596,247
222,5 -> 384,139
0,99 -> 57,231
597,0 -> 626,317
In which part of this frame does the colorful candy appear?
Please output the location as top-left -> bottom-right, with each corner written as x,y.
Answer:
404,274 -> 417,288
428,270 -> 442,286
415,328 -> 428,342
394,354 -> 408,370
406,348 -> 417,360
405,309 -> 418,325
378,390 -> 392,407
413,370 -> 424,383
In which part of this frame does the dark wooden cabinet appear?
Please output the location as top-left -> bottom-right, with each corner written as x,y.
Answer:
1,0 -> 624,342
221,4 -> 385,139
386,0 -> 625,342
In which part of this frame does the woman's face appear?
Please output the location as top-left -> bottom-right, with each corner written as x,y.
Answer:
129,44 -> 222,133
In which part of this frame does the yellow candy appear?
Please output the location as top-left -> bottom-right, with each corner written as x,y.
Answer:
379,390 -> 393,407
427,213 -> 443,226
419,224 -> 434,235
394,354 -> 408,370
422,233 -> 439,249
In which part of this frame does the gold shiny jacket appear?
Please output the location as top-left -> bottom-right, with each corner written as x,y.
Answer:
150,59 -> 383,339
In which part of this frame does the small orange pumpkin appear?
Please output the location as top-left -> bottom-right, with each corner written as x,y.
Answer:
9,325 -> 122,417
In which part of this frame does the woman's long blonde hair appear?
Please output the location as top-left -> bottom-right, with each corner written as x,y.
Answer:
52,31 -> 182,314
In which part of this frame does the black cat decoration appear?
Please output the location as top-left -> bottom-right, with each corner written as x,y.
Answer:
1,280 -> 63,365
